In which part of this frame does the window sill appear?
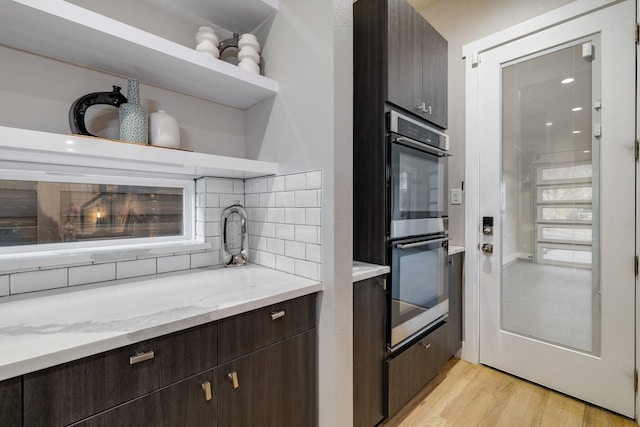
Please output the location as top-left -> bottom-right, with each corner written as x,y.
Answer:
0,240 -> 212,274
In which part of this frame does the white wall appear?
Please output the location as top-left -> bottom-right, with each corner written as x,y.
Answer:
246,1 -> 354,425
416,0 -> 575,247
0,45 -> 246,157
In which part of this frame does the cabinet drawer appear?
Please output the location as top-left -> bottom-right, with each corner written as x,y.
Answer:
386,321 -> 449,418
71,369 -> 217,427
218,293 -> 317,363
24,321 -> 217,426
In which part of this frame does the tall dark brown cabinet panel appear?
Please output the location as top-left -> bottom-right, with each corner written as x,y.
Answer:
216,329 -> 317,427
421,19 -> 448,129
387,0 -> 422,114
353,276 -> 387,427
0,377 -> 22,427
446,252 -> 463,356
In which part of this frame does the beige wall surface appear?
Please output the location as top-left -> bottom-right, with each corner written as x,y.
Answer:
415,0 -> 574,246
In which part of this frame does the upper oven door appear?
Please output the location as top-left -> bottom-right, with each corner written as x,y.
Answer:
389,136 -> 448,239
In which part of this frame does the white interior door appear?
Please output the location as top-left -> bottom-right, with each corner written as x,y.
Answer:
475,0 -> 635,417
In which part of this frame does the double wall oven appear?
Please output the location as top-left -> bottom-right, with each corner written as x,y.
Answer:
387,110 -> 450,351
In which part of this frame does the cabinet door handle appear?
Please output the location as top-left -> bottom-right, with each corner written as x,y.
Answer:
228,371 -> 239,389
129,350 -> 155,365
270,310 -> 286,320
420,342 -> 431,350
202,381 -> 212,401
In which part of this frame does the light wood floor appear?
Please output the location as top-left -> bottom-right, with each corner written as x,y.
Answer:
381,358 -> 637,427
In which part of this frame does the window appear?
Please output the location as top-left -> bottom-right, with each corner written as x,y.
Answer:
0,172 -> 193,253
535,163 -> 592,267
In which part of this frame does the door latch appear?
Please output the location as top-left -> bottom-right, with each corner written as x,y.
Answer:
481,243 -> 494,254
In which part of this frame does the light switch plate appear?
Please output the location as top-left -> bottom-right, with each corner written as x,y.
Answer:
451,189 -> 462,205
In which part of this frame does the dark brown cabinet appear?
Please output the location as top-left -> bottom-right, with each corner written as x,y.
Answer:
217,329 -> 317,427
71,369 -> 217,427
19,293 -> 318,427
353,276 -> 387,427
387,0 -> 448,128
0,377 -> 22,427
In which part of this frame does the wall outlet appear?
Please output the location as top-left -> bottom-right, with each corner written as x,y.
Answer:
451,188 -> 462,205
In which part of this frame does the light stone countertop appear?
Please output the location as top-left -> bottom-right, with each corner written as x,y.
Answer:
0,264 -> 322,381
352,261 -> 390,283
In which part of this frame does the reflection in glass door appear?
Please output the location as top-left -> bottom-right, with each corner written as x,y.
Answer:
501,40 -> 599,354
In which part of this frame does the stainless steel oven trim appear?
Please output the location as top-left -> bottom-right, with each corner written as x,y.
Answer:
388,110 -> 449,151
393,136 -> 451,157
389,300 -> 449,350
390,218 -> 448,239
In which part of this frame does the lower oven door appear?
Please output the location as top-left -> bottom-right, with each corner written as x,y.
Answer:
389,235 -> 449,350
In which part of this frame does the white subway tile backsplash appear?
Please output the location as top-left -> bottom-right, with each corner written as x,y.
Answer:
259,251 -> 276,269
191,251 -> 219,268
245,193 -> 259,208
196,178 -> 205,193
69,263 -> 116,287
276,192 -> 295,208
206,178 -> 234,194
252,178 -> 268,193
250,236 -> 268,252
267,238 -> 285,255
11,269 -> 68,294
196,221 -> 205,238
0,275 -> 10,296
234,180 -> 245,194
295,259 -> 318,280
205,222 -> 221,237
275,255 -> 295,274
285,208 -> 305,225
117,259 -> 156,279
295,225 -> 318,244
268,176 -> 285,192
196,207 -> 206,222
294,190 -> 317,208
205,193 -> 220,208
306,208 -> 321,226
275,223 -> 295,240
306,244 -> 321,263
208,236 -> 222,250
259,193 -> 276,208
250,208 -> 267,222
285,241 -> 306,260
266,208 -> 285,223
157,255 -> 191,274
285,173 -> 306,190
306,171 -> 322,189
220,194 -> 244,208
196,192 -> 205,208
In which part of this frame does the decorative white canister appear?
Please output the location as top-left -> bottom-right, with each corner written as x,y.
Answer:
149,110 -> 180,149
195,26 -> 220,58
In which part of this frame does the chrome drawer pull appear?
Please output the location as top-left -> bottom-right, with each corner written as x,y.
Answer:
129,351 -> 155,365
420,343 -> 431,350
270,310 -> 286,320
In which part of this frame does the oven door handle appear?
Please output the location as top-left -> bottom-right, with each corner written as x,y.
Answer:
394,136 -> 452,157
395,237 -> 450,250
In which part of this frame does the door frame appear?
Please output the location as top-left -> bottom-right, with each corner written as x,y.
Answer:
462,0 -> 638,419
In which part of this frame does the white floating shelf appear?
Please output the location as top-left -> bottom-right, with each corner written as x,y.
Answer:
0,0 -> 278,110
149,0 -> 277,35
0,126 -> 279,180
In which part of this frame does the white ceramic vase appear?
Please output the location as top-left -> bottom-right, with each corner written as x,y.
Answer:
196,26 -> 220,58
149,110 -> 180,149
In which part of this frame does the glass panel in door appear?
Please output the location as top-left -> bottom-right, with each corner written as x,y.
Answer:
500,42 -> 599,354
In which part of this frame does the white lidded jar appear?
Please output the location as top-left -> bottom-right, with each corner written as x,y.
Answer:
195,26 -> 220,58
149,110 -> 180,148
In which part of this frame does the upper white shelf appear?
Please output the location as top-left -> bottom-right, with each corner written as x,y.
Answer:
149,0 -> 277,35
0,126 -> 279,180
0,0 -> 278,110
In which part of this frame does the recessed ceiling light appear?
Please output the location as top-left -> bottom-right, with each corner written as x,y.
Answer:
572,130 -> 581,134
583,150 -> 591,153
562,78 -> 575,84
572,107 -> 583,112
545,122 -> 553,126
